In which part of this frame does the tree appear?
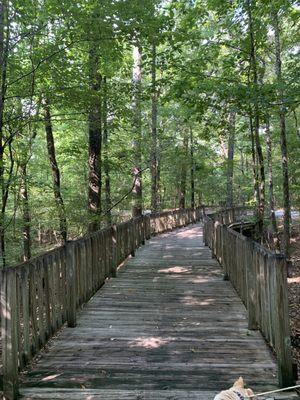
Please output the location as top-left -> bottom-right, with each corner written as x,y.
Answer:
247,0 -> 266,239
272,6 -> 291,257
0,0 -> 299,266
226,112 -> 236,208
151,42 -> 159,212
87,44 -> 102,230
43,98 -> 67,244
102,76 -> 112,225
132,43 -> 143,217
0,0 -> 9,266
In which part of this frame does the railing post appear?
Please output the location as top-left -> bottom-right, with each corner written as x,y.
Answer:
111,224 -> 117,277
203,218 -> 207,246
145,215 -> 151,240
245,238 -> 257,330
222,225 -> 229,281
150,214 -> 154,236
141,216 -> 146,245
66,241 -> 77,328
211,222 -> 217,258
1,268 -> 19,400
274,255 -> 294,387
131,220 -> 136,257
193,208 -> 196,223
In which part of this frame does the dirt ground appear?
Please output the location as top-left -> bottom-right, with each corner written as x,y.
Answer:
289,235 -> 300,375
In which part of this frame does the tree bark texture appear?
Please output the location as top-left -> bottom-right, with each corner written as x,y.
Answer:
88,45 -> 102,230
103,77 -> 112,225
265,119 -> 279,245
0,0 -> 8,267
132,45 -> 143,217
151,43 -> 159,212
249,115 -> 260,208
272,9 -> 291,257
179,133 -> 188,209
226,112 -> 236,208
20,163 -> 31,261
44,100 -> 67,244
190,127 -> 195,209
247,0 -> 265,240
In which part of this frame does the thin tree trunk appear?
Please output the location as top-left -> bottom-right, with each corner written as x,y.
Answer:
103,77 -> 111,225
88,45 -> 102,230
247,0 -> 265,239
249,114 -> 260,207
151,42 -> 159,212
226,112 -> 236,208
0,0 -> 8,267
272,9 -> 291,257
190,127 -> 195,208
20,163 -> 31,261
179,133 -> 188,209
265,119 -> 278,239
157,154 -> 161,209
43,99 -> 67,244
132,44 -> 143,217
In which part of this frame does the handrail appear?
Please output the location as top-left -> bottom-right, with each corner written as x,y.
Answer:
203,208 -> 294,388
0,207 -> 203,399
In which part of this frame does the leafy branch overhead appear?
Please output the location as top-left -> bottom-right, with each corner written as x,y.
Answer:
0,0 -> 299,265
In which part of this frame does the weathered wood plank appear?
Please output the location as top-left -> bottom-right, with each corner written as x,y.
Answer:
19,388 -> 300,400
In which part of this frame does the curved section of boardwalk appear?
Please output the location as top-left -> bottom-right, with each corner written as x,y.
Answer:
19,224 -> 298,399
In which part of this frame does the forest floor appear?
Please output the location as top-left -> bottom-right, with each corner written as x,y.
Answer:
289,232 -> 300,375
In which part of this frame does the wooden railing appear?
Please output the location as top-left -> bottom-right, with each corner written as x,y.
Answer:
205,205 -> 252,225
0,207 -> 202,399
150,207 -> 202,235
203,209 -> 294,387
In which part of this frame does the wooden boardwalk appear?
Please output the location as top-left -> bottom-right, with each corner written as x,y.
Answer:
19,224 -> 299,399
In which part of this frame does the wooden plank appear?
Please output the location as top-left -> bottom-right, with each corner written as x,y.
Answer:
111,225 -> 117,277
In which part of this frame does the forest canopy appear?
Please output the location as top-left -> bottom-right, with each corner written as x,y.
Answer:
0,0 -> 299,266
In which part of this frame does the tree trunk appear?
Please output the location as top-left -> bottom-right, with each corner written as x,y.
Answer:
88,45 -> 102,230
0,0 -> 8,267
103,77 -> 112,225
265,118 -> 279,244
43,99 -> 67,244
132,44 -> 143,217
179,133 -> 188,209
249,114 -> 260,207
20,163 -> 31,261
272,9 -> 291,257
247,0 -> 265,239
151,42 -> 159,212
190,127 -> 195,209
226,112 -> 236,208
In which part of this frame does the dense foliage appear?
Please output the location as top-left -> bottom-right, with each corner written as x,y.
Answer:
0,0 -> 299,265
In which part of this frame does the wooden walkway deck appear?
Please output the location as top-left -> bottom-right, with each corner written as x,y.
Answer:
19,224 -> 299,399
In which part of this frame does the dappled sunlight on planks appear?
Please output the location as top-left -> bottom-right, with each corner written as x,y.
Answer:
158,266 -> 191,274
41,374 -> 62,382
128,337 -> 171,349
181,296 -> 215,306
